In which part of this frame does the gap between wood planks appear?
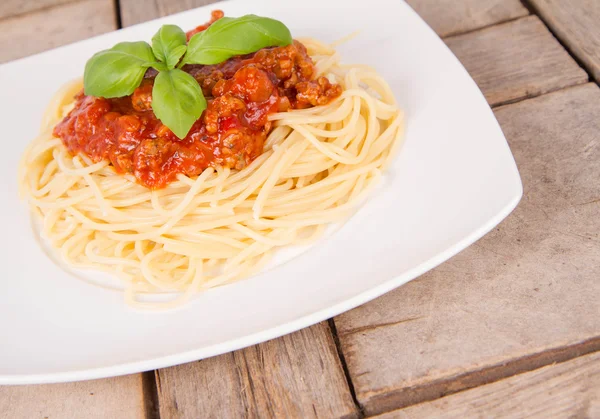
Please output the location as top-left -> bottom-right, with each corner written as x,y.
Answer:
113,0 -> 123,29
117,6 -> 597,418
373,350 -> 600,418
329,319 -> 366,418
142,371 -> 160,419
363,336 -> 600,415
439,14 -> 528,40
521,0 -> 597,87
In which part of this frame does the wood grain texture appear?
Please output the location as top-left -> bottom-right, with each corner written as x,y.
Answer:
406,0 -> 528,37
530,0 -> 600,83
156,322 -> 358,418
0,374 -> 147,419
446,15 -> 587,106
334,83 -> 600,415
0,0 -> 116,63
0,0 -> 74,20
375,351 -> 600,419
120,0 -> 219,27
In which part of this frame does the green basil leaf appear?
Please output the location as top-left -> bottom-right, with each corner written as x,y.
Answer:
84,41 -> 155,98
182,14 -> 292,65
151,69 -> 207,139
150,62 -> 169,72
166,44 -> 187,69
151,24 -> 187,64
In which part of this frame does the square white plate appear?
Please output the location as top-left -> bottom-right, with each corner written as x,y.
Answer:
0,0 -> 522,384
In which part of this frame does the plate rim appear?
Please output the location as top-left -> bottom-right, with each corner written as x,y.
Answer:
2,187 -> 521,385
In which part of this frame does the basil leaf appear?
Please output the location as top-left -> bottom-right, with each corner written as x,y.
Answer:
84,41 -> 155,98
166,44 -> 187,69
151,24 -> 187,65
151,69 -> 207,139
150,62 -> 169,72
182,15 -> 292,65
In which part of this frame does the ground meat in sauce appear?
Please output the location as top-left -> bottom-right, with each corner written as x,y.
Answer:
53,11 -> 342,189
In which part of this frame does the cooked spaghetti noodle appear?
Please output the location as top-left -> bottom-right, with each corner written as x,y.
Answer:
19,38 -> 404,308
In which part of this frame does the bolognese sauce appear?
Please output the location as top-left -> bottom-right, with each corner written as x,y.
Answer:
53,11 -> 342,189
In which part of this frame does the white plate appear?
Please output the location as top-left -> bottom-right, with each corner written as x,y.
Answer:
0,0 -> 522,384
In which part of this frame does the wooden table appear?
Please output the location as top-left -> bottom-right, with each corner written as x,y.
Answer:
1,0 -> 599,417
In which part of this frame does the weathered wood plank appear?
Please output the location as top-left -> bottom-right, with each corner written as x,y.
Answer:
375,351 -> 600,419
156,322 -> 358,418
334,82 -> 600,415
0,0 -> 74,20
120,0 -> 219,27
530,0 -> 600,83
446,15 -> 587,106
0,0 -> 116,64
0,374 -> 148,419
406,0 -> 528,37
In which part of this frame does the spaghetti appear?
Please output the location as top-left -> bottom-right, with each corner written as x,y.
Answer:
19,38 -> 404,308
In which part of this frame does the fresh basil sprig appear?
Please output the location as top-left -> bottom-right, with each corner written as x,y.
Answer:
83,14 -> 292,139
181,15 -> 292,66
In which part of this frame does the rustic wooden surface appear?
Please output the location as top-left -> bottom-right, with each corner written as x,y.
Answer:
0,0 -> 116,64
156,322 -> 357,419
530,0 -> 600,83
121,0 -> 219,27
446,15 -> 587,106
374,351 -> 600,419
1,0 -> 73,20
405,0 -> 528,37
1,0 -> 599,418
0,374 -> 148,419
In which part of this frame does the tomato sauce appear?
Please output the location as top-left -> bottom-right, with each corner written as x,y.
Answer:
53,12 -> 342,189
